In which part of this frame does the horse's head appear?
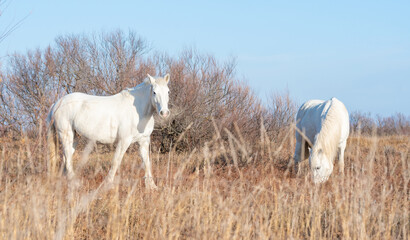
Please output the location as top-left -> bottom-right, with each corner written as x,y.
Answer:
309,148 -> 333,184
147,74 -> 170,119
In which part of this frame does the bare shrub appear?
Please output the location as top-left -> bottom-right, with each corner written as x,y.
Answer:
149,49 -> 265,153
0,48 -> 56,133
264,90 -> 298,139
376,113 -> 410,136
350,111 -> 410,136
52,29 -> 149,95
350,111 -> 377,135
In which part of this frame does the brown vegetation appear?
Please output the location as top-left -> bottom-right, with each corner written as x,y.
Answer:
0,128 -> 408,239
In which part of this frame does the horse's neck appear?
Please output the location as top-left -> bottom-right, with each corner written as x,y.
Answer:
314,106 -> 340,161
129,83 -> 155,118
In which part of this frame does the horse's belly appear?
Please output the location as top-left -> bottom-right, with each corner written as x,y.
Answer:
76,126 -> 118,144
73,114 -> 120,144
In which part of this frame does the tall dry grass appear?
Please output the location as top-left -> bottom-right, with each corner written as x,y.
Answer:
0,125 -> 408,239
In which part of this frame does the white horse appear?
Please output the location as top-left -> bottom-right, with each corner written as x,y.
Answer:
294,97 -> 349,183
47,74 -> 170,189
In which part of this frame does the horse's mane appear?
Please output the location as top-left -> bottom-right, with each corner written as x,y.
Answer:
312,99 -> 342,163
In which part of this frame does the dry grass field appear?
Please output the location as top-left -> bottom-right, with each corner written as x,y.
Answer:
0,128 -> 408,239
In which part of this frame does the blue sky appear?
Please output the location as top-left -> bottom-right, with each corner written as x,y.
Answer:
1,0 -> 409,116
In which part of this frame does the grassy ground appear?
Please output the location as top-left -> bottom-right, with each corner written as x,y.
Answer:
0,132 -> 408,239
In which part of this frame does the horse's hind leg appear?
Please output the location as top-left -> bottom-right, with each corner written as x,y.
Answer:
294,140 -> 302,173
59,128 -> 76,178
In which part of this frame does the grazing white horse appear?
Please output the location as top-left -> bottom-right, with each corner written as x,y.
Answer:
294,97 -> 349,183
47,74 -> 170,189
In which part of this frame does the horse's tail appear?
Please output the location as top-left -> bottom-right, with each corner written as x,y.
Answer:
47,104 -> 58,176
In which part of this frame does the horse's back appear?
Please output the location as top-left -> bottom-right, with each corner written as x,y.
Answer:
297,98 -> 347,123
51,92 -> 100,122
50,92 -> 134,143
296,99 -> 325,121
296,99 -> 327,141
296,98 -> 349,143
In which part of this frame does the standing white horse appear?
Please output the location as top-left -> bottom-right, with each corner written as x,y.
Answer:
294,97 -> 349,183
47,74 -> 170,189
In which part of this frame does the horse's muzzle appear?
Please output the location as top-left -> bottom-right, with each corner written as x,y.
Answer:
160,109 -> 170,118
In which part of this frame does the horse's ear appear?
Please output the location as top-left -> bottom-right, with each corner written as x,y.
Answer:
147,74 -> 156,84
164,74 -> 170,84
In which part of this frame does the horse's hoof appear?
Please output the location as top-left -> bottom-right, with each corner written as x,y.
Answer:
148,187 -> 158,191
68,178 -> 81,189
146,183 -> 158,191
66,172 -> 75,179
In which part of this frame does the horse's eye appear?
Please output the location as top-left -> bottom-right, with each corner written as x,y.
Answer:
153,92 -> 156,95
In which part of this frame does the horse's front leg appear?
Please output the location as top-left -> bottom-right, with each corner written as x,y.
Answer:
106,138 -> 132,183
139,137 -> 157,190
338,140 -> 347,174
